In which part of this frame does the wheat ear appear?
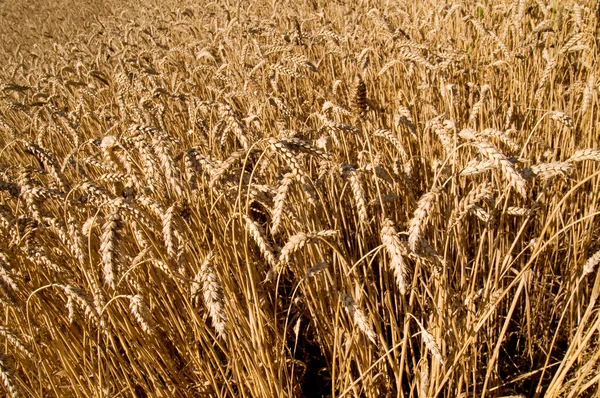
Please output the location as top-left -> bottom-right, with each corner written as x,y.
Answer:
339,292 -> 377,345
380,219 -> 410,295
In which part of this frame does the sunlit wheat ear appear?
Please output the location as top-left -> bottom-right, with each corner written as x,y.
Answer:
583,249 -> 600,276
271,172 -> 294,236
100,210 -> 121,290
19,139 -> 69,191
322,100 -> 352,118
568,149 -> 600,163
504,206 -> 533,217
467,84 -> 489,126
549,110 -> 574,129
380,219 -> 410,295
23,229 -> 64,275
66,215 -> 86,265
535,56 -> 557,103
558,32 -> 584,56
394,105 -> 417,139
161,204 -> 178,259
398,46 -> 434,70
127,138 -> 162,192
151,134 -> 184,197
0,327 -> 34,362
460,158 -> 496,176
218,104 -> 247,147
523,161 -> 572,181
192,253 -> 227,339
408,188 -> 440,252
0,253 -> 19,295
128,294 -> 154,335
471,139 -> 527,198
339,292 -> 377,345
0,354 -> 19,398
582,73 -> 594,115
409,314 -> 445,365
0,117 -> 18,140
478,128 -> 520,153
56,284 -> 99,324
374,128 -> 409,162
428,117 -> 456,159
340,163 -> 368,225
242,214 -> 278,269
99,135 -> 123,171
449,183 -> 492,229
278,230 -> 338,266
209,148 -> 248,187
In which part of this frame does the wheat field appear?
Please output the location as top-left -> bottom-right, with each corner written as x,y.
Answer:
0,0 -> 599,396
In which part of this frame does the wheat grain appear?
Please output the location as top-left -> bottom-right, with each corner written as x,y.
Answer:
373,128 -> 408,162
468,85 -> 490,126
535,57 -> 558,102
505,207 -> 533,216
271,173 -> 294,236
478,128 -> 520,153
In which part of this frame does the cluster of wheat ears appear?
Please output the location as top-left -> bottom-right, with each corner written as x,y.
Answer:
0,0 -> 600,396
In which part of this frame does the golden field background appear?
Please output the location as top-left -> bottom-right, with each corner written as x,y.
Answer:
1,0 -> 600,396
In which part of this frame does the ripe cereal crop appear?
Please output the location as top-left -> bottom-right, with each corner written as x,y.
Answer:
1,0 -> 600,396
